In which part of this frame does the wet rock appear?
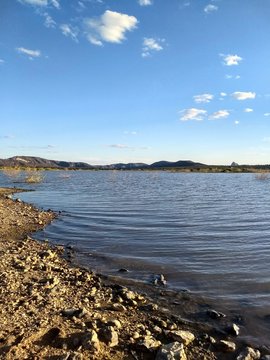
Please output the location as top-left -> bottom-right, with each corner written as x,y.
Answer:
226,323 -> 240,336
100,326 -> 118,347
156,342 -> 187,360
216,340 -> 236,352
167,330 -> 195,346
140,303 -> 158,312
118,268 -> 129,272
236,346 -> 260,359
206,309 -> 226,319
261,356 -> 270,360
153,274 -> 167,286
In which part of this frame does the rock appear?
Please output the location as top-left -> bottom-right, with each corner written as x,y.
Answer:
137,335 -> 161,351
118,268 -> 129,272
100,326 -> 118,347
216,340 -> 236,352
261,356 -> 270,360
82,330 -> 100,352
156,342 -> 187,360
236,346 -> 261,359
111,303 -> 127,312
140,303 -> 158,312
206,309 -> 226,319
107,319 -> 122,329
153,274 -> 167,286
168,330 -> 195,346
61,308 -> 87,318
226,323 -> 240,336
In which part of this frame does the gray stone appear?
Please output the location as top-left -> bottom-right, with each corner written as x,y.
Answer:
236,346 -> 261,360
168,330 -> 195,346
156,342 -> 187,360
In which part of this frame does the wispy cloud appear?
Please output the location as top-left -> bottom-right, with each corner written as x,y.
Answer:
18,0 -> 60,8
44,12 -> 56,28
232,92 -> 256,100
16,47 -> 41,59
109,144 -> 131,149
193,93 -> 214,103
0,134 -> 15,139
220,54 -> 243,66
0,59 -> 5,64
60,24 -> 79,42
235,120 -> 240,125
142,37 -> 164,57
209,110 -> 230,120
85,10 -> 138,46
220,92 -> 227,97
244,108 -> 253,113
204,4 -> 218,13
124,131 -> 138,135
225,74 -> 241,79
180,108 -> 207,121
264,113 -> 270,117
138,0 -> 153,5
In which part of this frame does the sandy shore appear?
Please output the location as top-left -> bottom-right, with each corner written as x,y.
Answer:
0,187 -> 266,360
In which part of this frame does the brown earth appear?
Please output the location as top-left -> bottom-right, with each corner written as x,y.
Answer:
0,188 -> 265,359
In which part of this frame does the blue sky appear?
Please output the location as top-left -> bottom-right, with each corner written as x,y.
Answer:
1,0 -> 270,165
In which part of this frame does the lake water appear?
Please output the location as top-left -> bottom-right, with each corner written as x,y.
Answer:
1,170 -> 270,345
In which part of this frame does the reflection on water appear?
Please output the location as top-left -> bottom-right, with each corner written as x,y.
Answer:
1,170 -> 270,344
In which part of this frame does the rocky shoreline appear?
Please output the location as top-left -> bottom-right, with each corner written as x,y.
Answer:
0,187 -> 268,360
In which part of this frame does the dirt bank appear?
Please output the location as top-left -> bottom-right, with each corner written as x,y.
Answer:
0,188 -> 266,359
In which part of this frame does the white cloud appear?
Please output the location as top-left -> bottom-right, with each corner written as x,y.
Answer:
60,24 -> 79,42
264,113 -> 270,117
19,0 -> 48,6
220,92 -> 227,97
16,47 -> 41,59
124,131 -> 138,135
232,91 -> 256,100
244,108 -> 253,113
193,93 -> 214,103
44,13 -> 56,28
180,108 -> 207,121
204,4 -> 218,13
138,0 -> 152,5
142,37 -> 164,57
209,110 -> 230,120
85,10 -> 138,45
235,120 -> 240,125
220,54 -> 243,66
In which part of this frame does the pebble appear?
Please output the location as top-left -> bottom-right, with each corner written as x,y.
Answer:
226,323 -> 240,336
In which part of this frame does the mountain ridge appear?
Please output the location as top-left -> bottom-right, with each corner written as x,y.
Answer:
0,156 -> 206,170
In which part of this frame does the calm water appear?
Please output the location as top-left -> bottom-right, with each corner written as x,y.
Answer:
1,170 -> 270,345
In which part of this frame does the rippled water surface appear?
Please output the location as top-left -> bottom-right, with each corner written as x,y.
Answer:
1,170 -> 270,344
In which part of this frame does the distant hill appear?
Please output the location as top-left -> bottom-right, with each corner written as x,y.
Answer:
0,156 -> 94,169
149,160 -> 206,169
0,156 -> 207,170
